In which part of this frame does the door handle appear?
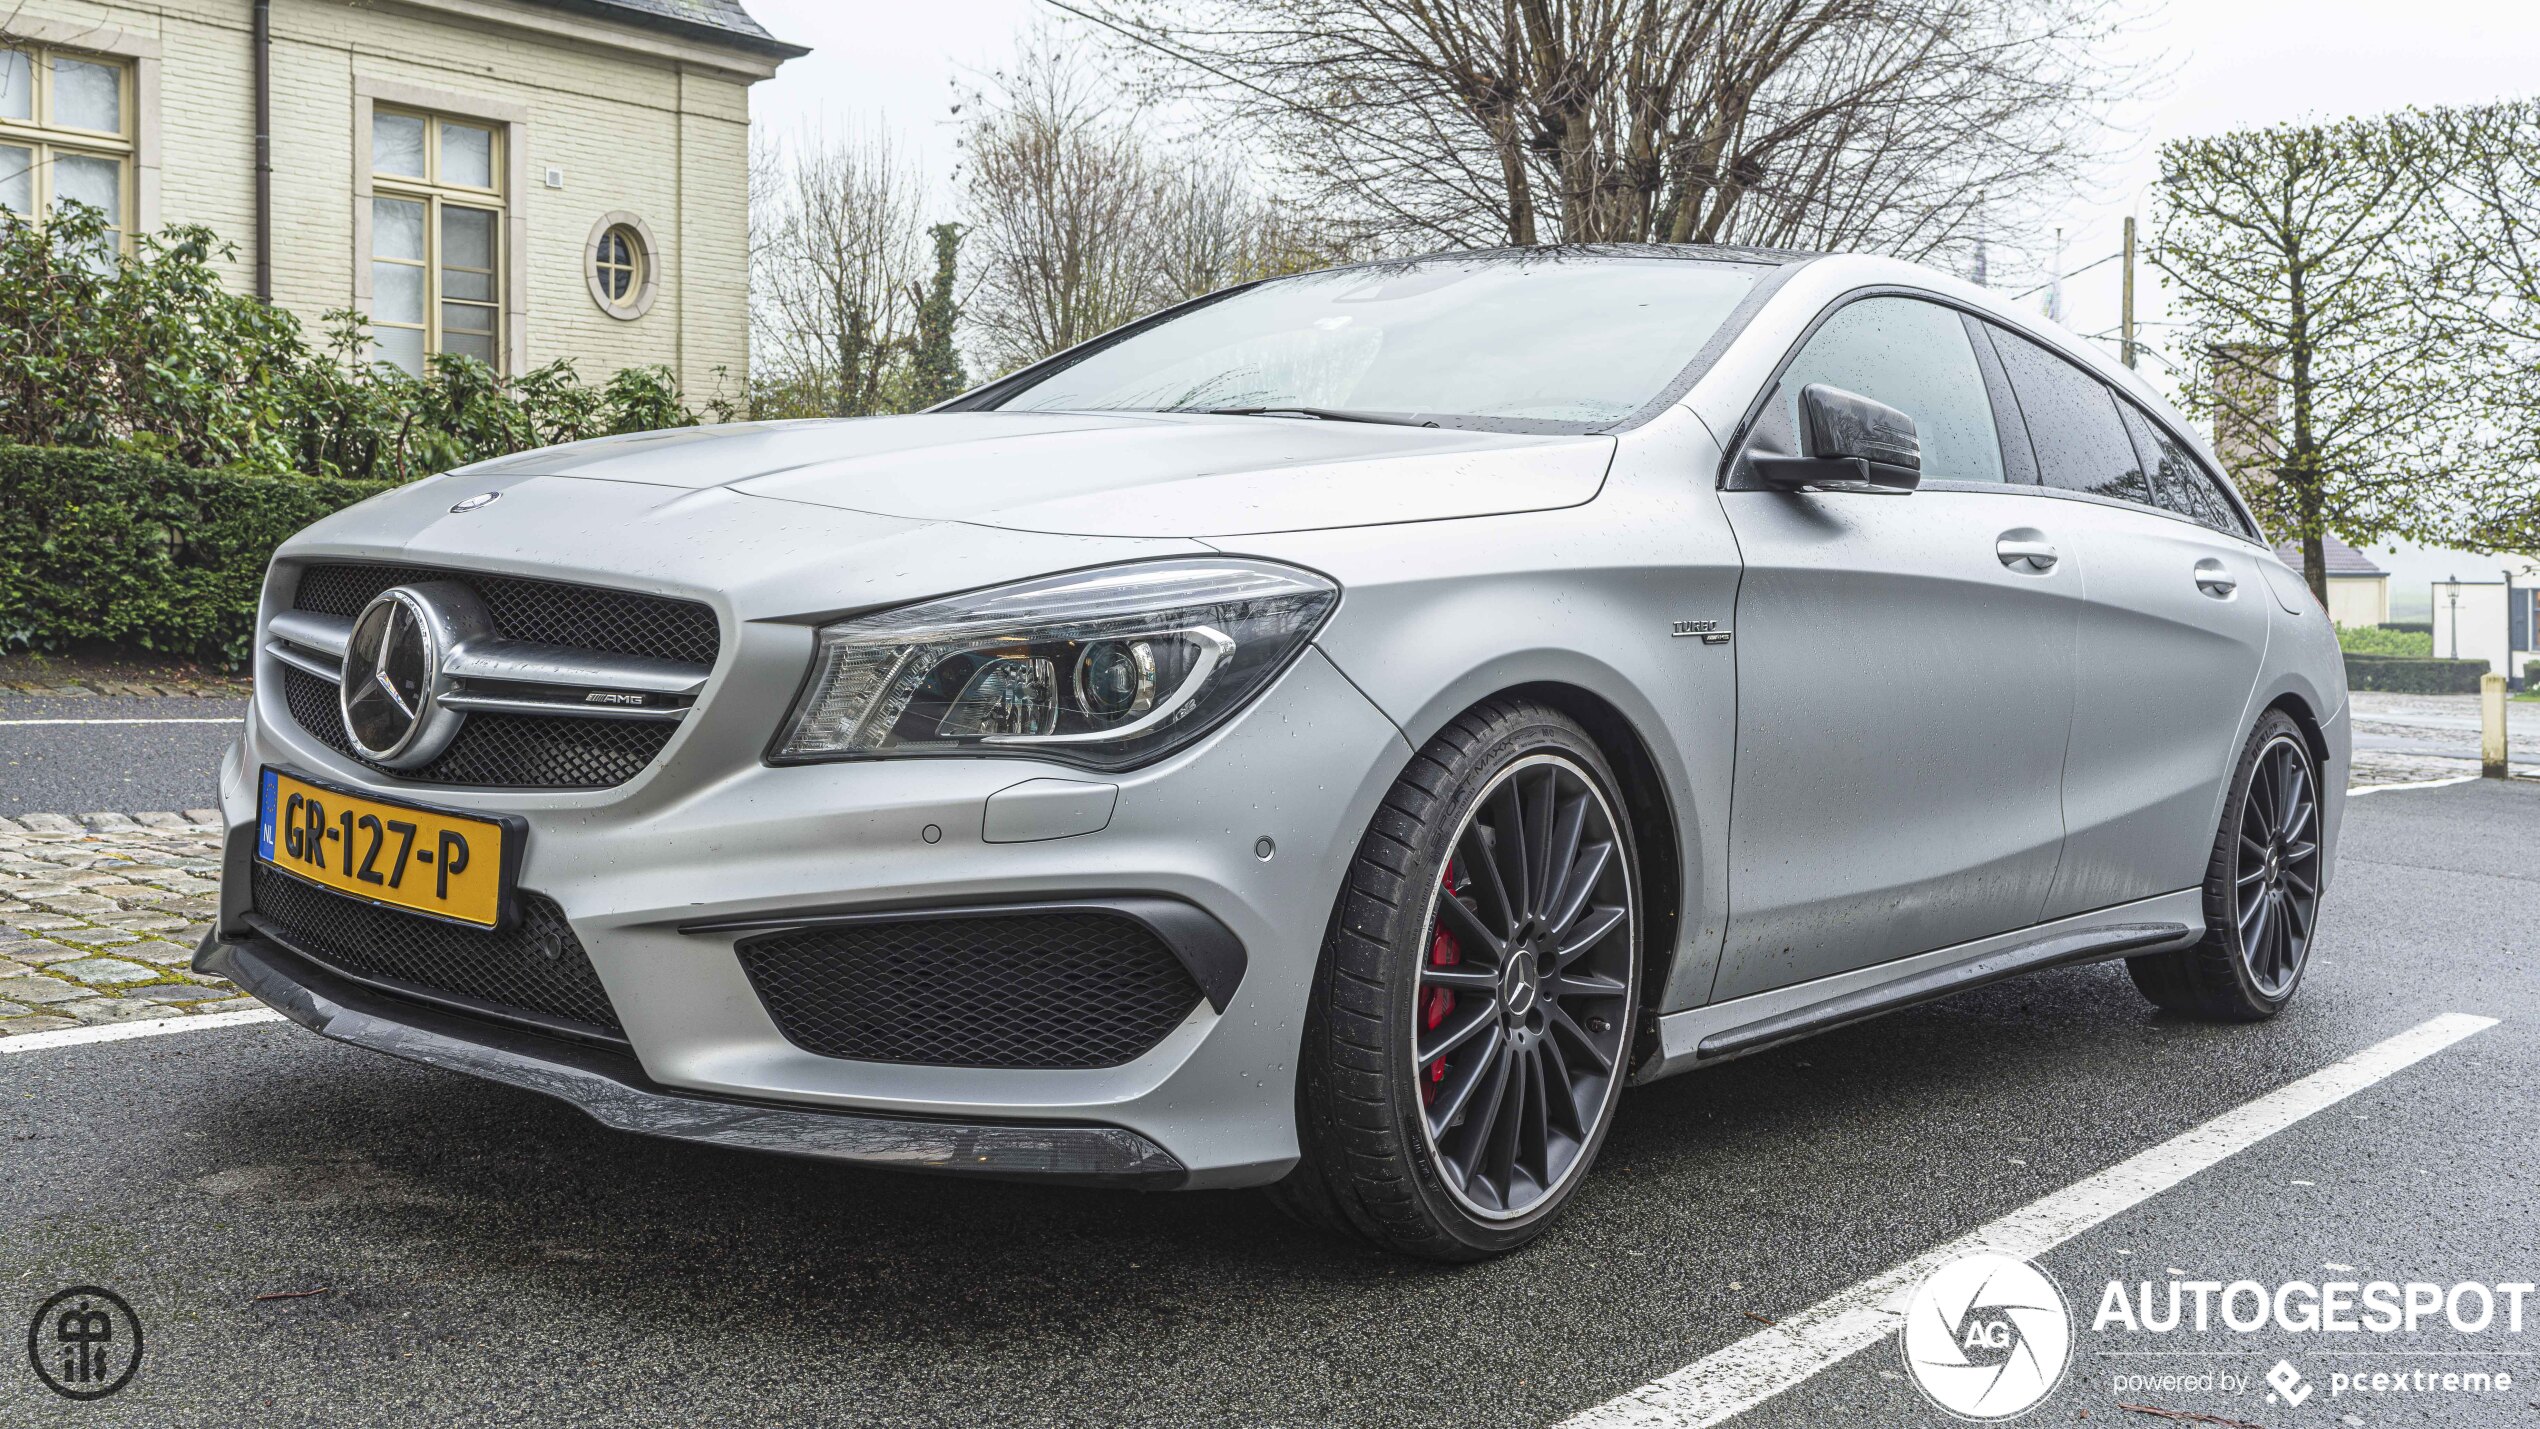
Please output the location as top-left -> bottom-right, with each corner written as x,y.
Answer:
1997,535 -> 2059,572
2194,559 -> 2238,597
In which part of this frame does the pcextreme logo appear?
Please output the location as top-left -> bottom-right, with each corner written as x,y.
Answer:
1901,1253 -> 2074,1421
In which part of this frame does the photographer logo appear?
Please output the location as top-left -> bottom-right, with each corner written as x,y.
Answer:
26,1285 -> 143,1401
1902,1252 -> 2072,1421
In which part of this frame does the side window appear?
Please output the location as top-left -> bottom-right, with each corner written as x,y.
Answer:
2117,401 -> 2249,538
1747,296 -> 2005,483
1984,326 -> 2152,505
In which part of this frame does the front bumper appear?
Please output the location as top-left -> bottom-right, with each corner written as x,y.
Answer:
200,930 -> 1188,1185
210,645 -> 1412,1189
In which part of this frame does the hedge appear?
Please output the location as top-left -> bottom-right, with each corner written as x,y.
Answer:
2342,652 -> 2492,694
0,443 -> 387,665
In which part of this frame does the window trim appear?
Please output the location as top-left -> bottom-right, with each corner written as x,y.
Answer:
0,27 -> 157,252
351,76 -> 528,375
1716,284 -> 2273,548
584,211 -> 658,321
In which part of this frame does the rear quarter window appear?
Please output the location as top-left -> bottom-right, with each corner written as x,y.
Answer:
2117,401 -> 2251,539
1984,325 -> 2154,507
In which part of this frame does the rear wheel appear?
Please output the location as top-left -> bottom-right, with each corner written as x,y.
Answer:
1272,700 -> 1640,1260
2127,710 -> 2323,1020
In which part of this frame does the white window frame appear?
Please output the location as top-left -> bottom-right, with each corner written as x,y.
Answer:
0,22 -> 161,251
352,77 -> 528,374
584,210 -> 658,320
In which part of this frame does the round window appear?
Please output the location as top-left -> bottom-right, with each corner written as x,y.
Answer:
584,214 -> 656,319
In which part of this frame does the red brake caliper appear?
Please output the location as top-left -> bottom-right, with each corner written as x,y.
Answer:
1423,858 -> 1461,1105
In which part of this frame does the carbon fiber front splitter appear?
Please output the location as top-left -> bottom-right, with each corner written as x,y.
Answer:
196,931 -> 1189,1188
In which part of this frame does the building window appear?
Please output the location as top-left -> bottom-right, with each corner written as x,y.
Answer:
369,107 -> 503,374
0,44 -> 135,254
584,212 -> 658,321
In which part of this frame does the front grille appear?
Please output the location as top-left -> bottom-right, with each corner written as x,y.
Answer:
737,912 -> 1203,1069
290,562 -> 720,667
249,862 -> 623,1041
280,666 -> 675,789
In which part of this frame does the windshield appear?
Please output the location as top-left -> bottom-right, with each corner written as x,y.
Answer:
984,255 -> 1764,430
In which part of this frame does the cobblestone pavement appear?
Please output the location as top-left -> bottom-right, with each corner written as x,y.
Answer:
0,811 -> 259,1037
2348,688 -> 2539,784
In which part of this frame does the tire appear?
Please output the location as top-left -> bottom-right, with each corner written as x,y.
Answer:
1270,699 -> 1642,1260
2126,709 -> 2324,1021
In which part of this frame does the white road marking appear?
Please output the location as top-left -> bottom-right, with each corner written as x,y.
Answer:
0,1007 -> 285,1053
0,717 -> 243,726
1559,1012 -> 2501,1429
2347,774 -> 2487,797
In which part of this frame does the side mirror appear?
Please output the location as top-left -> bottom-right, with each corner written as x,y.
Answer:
1749,384 -> 1923,492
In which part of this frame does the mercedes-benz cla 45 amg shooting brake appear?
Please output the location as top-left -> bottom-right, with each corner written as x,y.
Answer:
203,247 -> 2347,1259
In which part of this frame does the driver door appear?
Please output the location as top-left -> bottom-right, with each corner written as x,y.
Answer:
1712,295 -> 2080,1000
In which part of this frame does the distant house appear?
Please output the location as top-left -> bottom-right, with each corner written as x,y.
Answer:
2274,535 -> 2389,629
2,0 -> 804,401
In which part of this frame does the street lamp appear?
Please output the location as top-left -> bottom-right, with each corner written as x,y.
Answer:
2446,577 -> 2460,660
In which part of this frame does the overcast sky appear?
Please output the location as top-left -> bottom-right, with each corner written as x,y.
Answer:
740,0 -> 2540,607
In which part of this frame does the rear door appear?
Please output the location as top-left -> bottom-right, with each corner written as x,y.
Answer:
1713,295 -> 2080,1001
1980,325 -> 2272,917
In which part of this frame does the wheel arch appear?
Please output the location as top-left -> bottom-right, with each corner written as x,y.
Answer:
2261,689 -> 2331,772
1470,680 -> 1683,1072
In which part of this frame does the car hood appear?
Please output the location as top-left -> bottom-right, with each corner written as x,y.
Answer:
455,411 -> 1616,538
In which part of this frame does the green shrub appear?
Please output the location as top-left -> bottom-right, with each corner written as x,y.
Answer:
0,204 -> 731,482
0,443 -> 385,664
2337,624 -> 2434,657
2342,652 -> 2491,694
2378,621 -> 2433,635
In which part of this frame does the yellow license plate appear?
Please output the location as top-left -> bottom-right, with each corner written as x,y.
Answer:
256,768 -> 516,928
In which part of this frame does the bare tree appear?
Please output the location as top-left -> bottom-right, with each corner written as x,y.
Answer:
961,41 -> 1164,373
1055,0 -> 2143,268
751,128 -> 929,417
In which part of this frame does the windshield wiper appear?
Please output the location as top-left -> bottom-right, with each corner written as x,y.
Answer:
1193,405 -> 1439,428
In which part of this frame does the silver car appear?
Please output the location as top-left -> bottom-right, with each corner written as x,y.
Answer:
202,247 -> 2347,1260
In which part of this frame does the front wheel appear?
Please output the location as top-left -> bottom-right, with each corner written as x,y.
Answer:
1272,700 -> 1641,1260
2127,710 -> 2324,1020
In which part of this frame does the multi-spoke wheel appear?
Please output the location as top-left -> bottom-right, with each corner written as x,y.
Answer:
1273,700 -> 1641,1260
2232,734 -> 2321,997
2128,710 -> 2325,1020
1415,755 -> 1635,1219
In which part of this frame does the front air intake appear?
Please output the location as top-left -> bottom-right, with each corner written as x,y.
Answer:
735,911 -> 1205,1070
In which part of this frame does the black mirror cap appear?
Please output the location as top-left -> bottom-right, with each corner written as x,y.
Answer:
1751,384 -> 1922,491
1801,382 -> 1919,469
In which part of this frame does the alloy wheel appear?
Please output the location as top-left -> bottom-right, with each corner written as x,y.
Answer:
1412,753 -> 1636,1220
2232,733 -> 2321,998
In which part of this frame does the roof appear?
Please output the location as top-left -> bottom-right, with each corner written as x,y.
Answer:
2274,535 -> 2387,579
525,0 -> 808,59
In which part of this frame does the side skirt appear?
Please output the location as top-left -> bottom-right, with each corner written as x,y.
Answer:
1637,889 -> 2202,1081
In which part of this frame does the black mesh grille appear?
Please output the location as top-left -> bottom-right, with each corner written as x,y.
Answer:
250,862 -> 623,1040
290,562 -> 719,667
280,666 -> 675,789
737,913 -> 1202,1069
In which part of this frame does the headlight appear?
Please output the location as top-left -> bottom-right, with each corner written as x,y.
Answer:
772,559 -> 1339,770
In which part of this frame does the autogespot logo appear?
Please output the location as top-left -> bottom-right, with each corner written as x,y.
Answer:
1902,1252 -> 2074,1421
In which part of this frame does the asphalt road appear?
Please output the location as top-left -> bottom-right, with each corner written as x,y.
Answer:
1,778 -> 2532,1427
0,696 -> 245,818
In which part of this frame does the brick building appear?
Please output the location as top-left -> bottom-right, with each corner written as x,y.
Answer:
1,0 -> 802,401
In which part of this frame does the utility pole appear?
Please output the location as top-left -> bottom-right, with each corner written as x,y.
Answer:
2120,216 -> 2137,369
